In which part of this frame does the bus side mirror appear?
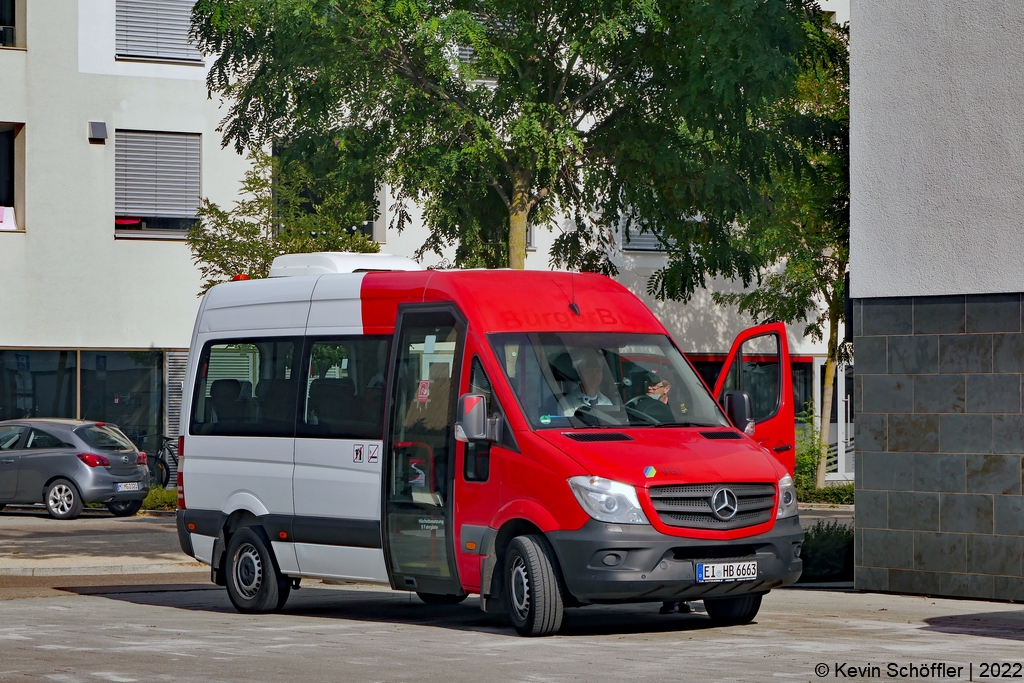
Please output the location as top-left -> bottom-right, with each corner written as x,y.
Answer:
455,393 -> 501,443
725,390 -> 756,436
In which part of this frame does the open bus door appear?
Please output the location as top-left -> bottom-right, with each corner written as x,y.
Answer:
713,322 -> 796,474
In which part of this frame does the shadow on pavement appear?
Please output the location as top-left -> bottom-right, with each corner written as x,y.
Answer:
922,611 -> 1024,641
65,583 -> 723,637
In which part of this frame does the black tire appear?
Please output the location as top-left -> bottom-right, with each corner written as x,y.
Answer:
151,459 -> 170,488
505,535 -> 565,636
224,527 -> 291,614
416,592 -> 468,605
45,479 -> 84,520
704,594 -> 763,626
106,500 -> 143,517
0,504 -> 5,512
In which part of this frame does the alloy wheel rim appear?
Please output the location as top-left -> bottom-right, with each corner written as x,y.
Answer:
233,543 -> 263,600
48,485 -> 73,515
509,556 -> 530,622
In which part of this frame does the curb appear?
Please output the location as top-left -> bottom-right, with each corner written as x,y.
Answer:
0,563 -> 208,577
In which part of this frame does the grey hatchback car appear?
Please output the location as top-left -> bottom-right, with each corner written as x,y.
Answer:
0,419 -> 150,519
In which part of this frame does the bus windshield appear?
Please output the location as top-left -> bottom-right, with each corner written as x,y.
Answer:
490,332 -> 730,430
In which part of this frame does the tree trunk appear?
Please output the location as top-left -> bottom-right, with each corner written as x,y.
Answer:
508,171 -> 530,269
816,314 -> 841,488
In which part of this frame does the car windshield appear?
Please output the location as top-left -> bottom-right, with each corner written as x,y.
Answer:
490,332 -> 730,430
75,424 -> 135,451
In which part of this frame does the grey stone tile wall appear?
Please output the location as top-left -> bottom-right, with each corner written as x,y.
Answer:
855,295 -> 1024,601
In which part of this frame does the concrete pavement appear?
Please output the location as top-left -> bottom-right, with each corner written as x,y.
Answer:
0,506 -> 205,577
1,582 -> 1023,682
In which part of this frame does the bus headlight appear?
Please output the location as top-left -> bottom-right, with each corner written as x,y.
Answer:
777,474 -> 798,519
568,476 -> 649,525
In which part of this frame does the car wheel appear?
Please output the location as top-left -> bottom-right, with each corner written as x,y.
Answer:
416,592 -> 467,605
45,479 -> 84,520
505,534 -> 565,637
704,593 -> 763,626
106,500 -> 143,517
224,527 -> 291,614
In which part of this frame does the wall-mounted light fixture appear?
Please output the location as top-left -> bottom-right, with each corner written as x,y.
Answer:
88,121 -> 107,144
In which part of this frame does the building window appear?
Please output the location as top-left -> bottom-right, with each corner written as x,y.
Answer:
115,0 -> 202,63
0,0 -> 15,47
80,351 -> 164,454
115,130 -> 201,233
0,351 -> 78,421
622,229 -> 665,252
0,123 -> 22,231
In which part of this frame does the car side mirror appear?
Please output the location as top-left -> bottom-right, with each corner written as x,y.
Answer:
725,390 -> 756,436
455,393 -> 501,443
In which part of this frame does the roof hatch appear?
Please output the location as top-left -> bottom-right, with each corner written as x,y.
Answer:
268,252 -> 423,277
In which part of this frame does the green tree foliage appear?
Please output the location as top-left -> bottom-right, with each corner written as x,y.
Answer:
713,14 -> 849,487
192,0 -> 810,283
187,152 -> 379,294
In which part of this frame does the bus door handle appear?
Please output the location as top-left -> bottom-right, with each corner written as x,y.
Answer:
773,445 -> 792,453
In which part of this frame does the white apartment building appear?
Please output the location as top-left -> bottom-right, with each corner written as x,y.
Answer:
0,0 -> 850,478
0,0 -> 249,453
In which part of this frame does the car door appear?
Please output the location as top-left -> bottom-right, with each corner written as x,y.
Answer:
0,425 -> 27,500
713,322 -> 796,473
17,428 -> 76,502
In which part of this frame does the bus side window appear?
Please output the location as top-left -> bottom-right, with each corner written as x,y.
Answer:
464,357 -> 507,482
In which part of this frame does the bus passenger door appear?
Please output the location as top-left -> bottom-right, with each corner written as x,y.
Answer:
383,307 -> 466,597
714,322 -> 796,473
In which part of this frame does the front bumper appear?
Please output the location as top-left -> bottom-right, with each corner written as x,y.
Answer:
547,516 -> 803,603
77,466 -> 150,503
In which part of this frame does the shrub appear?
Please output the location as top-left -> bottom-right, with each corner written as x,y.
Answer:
799,519 -> 854,583
799,483 -> 854,505
141,487 -> 178,511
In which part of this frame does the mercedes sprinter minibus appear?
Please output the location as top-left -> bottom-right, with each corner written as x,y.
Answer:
176,253 -> 802,636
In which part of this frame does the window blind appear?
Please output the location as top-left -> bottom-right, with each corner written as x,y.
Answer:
623,231 -> 665,252
116,0 -> 203,62
115,130 -> 201,218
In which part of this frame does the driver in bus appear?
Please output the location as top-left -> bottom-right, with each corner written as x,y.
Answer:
561,351 -> 617,415
626,371 -> 675,424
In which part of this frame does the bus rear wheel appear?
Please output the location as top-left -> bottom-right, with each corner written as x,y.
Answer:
224,527 -> 291,614
505,535 -> 565,637
704,593 -> 763,626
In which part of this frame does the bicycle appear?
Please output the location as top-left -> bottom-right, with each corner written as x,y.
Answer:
148,435 -> 178,489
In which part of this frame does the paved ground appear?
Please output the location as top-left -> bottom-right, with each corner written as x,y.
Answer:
2,504 -> 1021,682
1,582 -> 1023,682
0,506 -> 204,577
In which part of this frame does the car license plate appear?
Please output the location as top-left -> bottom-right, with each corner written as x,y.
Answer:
115,482 -> 140,492
696,560 -> 757,583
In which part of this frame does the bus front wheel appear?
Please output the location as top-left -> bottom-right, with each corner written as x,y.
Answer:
704,593 -> 763,626
505,535 -> 565,637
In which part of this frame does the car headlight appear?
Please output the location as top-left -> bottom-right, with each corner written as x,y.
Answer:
777,474 -> 798,519
568,476 -> 649,525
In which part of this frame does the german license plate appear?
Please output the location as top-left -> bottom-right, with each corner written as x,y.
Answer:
696,560 -> 757,583
115,482 -> 140,492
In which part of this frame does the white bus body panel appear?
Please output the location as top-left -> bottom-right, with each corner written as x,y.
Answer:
293,544 -> 390,583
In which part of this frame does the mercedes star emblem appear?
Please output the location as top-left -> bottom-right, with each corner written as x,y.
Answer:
711,487 -> 739,521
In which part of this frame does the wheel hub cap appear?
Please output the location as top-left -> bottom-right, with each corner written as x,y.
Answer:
48,485 -> 73,515
510,557 -> 530,621
233,543 -> 263,599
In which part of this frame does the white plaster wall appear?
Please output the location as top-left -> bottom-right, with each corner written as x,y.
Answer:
0,0 -> 250,350
850,0 -> 1024,299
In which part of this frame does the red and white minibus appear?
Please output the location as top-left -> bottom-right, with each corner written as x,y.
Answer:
176,253 -> 802,636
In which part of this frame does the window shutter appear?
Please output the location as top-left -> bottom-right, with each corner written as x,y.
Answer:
623,231 -> 666,252
115,130 -> 201,218
116,0 -> 203,61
